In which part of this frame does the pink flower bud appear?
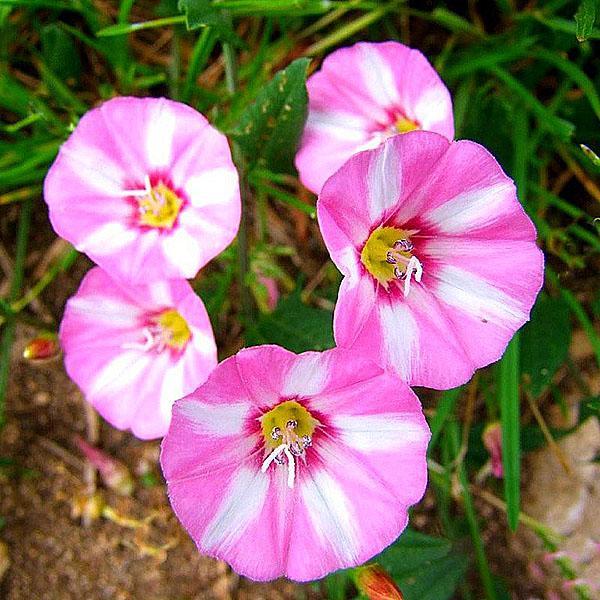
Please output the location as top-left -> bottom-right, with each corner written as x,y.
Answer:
74,436 -> 134,496
355,565 -> 404,600
483,422 -> 503,479
22,334 -> 59,362
258,275 -> 279,312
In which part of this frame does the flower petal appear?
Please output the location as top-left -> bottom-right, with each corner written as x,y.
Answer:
44,97 -> 240,283
296,41 -> 454,193
60,267 -> 217,439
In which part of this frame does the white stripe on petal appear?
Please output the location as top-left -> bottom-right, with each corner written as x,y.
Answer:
333,413 -> 429,453
434,265 -> 526,326
60,145 -> 125,193
367,141 -> 402,223
146,100 -> 176,168
77,222 -> 137,256
281,353 -> 330,398
302,469 -> 361,563
67,296 -> 141,326
378,300 -> 419,381
88,352 -> 151,398
424,182 -> 513,234
177,400 -> 249,436
357,44 -> 399,108
202,466 -> 269,552
306,111 -> 369,139
413,86 -> 452,128
162,228 -> 202,275
185,168 -> 238,208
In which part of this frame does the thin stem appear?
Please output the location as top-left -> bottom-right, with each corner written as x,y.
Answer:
448,422 -> 497,600
223,40 -> 253,325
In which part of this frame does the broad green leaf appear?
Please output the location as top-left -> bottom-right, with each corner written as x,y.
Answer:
377,529 -> 468,600
575,0 -> 596,42
177,0 -> 237,43
231,57 -> 310,174
245,287 -> 334,352
377,529 -> 452,573
521,293 -> 572,397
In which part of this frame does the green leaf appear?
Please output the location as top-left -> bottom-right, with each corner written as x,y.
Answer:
521,293 -> 572,397
324,569 -> 351,600
377,529 -> 468,600
377,529 -> 452,573
177,0 -> 238,43
428,387 -> 462,453
490,67 -> 575,141
245,287 -> 334,352
498,334 -> 521,532
96,16 -> 186,37
582,396 -> 600,419
580,143 -> 600,168
211,0 -> 333,15
231,57 -> 310,174
41,24 -> 81,81
575,0 -> 596,42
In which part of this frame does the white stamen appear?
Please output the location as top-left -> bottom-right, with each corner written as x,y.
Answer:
119,174 -> 153,198
122,327 -> 156,352
261,444 -> 287,473
283,446 -> 295,488
403,256 -> 423,297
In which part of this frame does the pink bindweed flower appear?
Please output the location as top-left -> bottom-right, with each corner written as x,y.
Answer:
44,97 -> 240,284
295,41 -> 454,194
160,345 -> 430,581
317,132 -> 544,390
60,267 -> 217,439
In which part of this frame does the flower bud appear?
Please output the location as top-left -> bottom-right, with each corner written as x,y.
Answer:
74,436 -> 134,496
355,565 -> 404,600
23,334 -> 59,362
482,422 -> 503,479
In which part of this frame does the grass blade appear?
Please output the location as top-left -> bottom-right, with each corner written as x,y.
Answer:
490,66 -> 574,140
96,16 -> 186,37
447,421 -> 497,600
428,387 -> 462,453
0,198 -> 33,427
498,334 -> 521,532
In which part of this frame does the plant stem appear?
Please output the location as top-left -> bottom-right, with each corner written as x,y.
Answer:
223,40 -> 253,326
448,422 -> 497,600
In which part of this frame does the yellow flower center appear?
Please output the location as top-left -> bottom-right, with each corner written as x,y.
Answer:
261,400 -> 317,449
395,116 -> 419,134
138,181 -> 183,229
360,226 -> 423,295
153,309 -> 191,351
